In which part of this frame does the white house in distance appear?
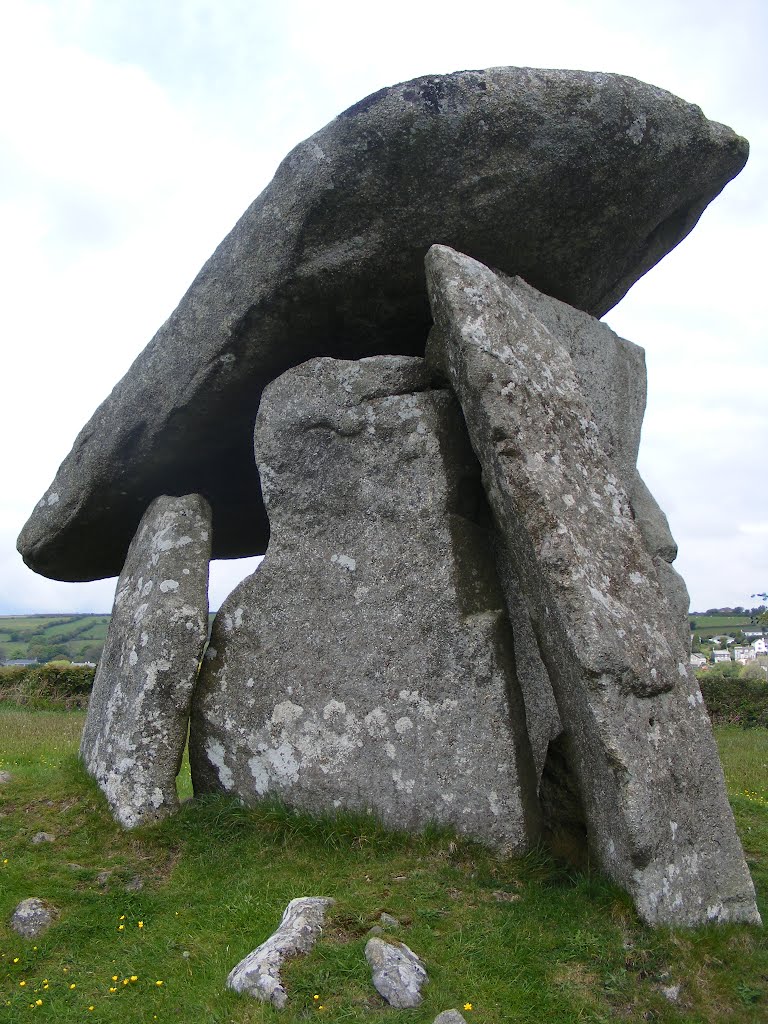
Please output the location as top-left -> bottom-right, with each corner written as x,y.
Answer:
690,652 -> 707,668
753,638 -> 768,655
733,646 -> 756,663
712,649 -> 732,664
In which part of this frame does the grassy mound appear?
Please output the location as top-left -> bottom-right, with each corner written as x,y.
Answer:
0,710 -> 766,1023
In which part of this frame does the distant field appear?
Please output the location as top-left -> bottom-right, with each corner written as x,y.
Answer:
0,614 -> 110,663
689,614 -> 757,639
690,615 -> 753,628
0,613 -> 218,664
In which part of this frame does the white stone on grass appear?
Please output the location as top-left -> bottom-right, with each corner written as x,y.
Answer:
227,897 -> 334,1008
365,937 -> 428,1008
11,898 -> 57,939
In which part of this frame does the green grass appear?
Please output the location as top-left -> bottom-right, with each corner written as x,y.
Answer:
689,615 -> 753,630
1,711 -> 766,1023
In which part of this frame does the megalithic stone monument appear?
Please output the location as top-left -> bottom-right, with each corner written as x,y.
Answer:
15,66 -> 760,929
424,243 -> 760,926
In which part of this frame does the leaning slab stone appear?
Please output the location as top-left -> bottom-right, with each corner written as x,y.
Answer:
18,68 -> 747,582
227,897 -> 334,1008
425,244 -> 760,926
365,938 -> 429,1008
80,494 -> 211,829
11,898 -> 58,939
487,277 -> 687,791
190,355 -> 540,851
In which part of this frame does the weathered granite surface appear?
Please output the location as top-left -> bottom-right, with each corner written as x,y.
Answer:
18,68 -> 747,582
227,897 -> 334,1007
488,276 -> 653,785
365,938 -> 429,1008
80,494 -> 211,828
189,355 -> 540,851
11,898 -> 58,939
425,244 -> 760,926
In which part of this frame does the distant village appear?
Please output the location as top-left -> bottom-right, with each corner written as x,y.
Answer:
696,630 -> 765,671
689,601 -> 768,676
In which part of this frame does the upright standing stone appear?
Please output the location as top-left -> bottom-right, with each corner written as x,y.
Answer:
190,355 -> 540,851
81,494 -> 211,828
425,244 -> 760,926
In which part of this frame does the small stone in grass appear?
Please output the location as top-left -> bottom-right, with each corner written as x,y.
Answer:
379,913 -> 400,928
11,898 -> 58,939
0,771 -> 12,784
365,938 -> 428,1008
434,1012 -> 468,1024
661,984 -> 681,1003
124,876 -> 144,892
30,832 -> 55,845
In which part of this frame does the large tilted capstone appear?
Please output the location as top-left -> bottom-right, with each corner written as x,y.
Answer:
18,67 -> 747,582
424,244 -> 760,926
80,494 -> 211,828
189,355 -> 541,851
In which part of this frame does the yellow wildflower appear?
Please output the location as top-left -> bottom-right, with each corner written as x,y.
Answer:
464,1003 -> 473,1011
19,981 -> 26,987
35,1000 -> 42,1006
118,924 -> 124,931
69,983 -> 76,990
138,921 -> 144,929
109,987 -> 117,993
155,980 -> 163,986
112,976 -> 118,981
13,958 -> 19,963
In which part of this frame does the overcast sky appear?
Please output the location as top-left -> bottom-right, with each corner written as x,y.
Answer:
1,0 -> 766,615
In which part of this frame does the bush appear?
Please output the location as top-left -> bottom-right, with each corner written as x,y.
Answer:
697,667 -> 768,728
0,663 -> 95,710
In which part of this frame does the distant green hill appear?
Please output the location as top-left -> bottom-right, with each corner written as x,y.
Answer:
0,612 -> 218,664
0,614 -> 109,664
688,613 -> 757,640
2,609 -> 762,664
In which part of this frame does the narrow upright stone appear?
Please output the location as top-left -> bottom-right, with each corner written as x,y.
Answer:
190,355 -> 540,851
81,494 -> 211,828
425,244 -> 760,926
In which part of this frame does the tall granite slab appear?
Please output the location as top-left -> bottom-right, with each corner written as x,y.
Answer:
18,68 -> 748,582
189,355 -> 541,851
425,244 -> 760,926
488,276 -> 684,794
81,494 -> 211,828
